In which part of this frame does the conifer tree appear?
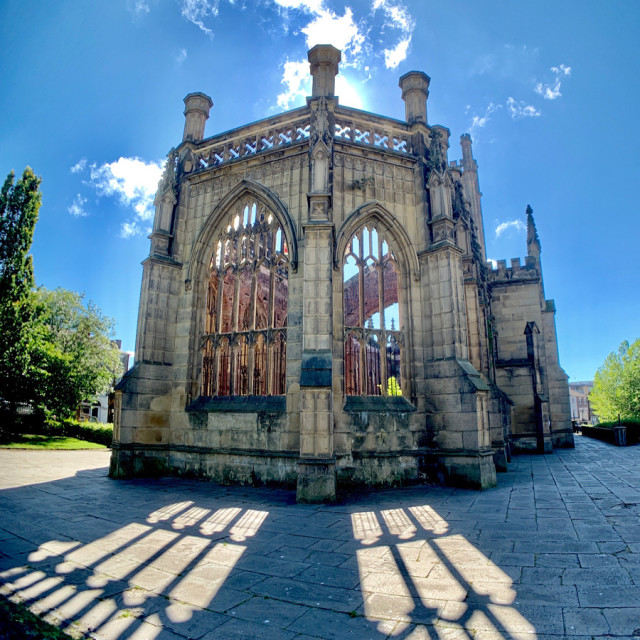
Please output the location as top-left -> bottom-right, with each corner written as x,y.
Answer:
0,168 -> 42,415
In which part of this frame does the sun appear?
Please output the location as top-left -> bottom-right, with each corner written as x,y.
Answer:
335,74 -> 365,110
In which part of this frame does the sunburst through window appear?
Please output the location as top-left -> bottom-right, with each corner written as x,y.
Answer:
343,225 -> 403,396
202,200 -> 288,396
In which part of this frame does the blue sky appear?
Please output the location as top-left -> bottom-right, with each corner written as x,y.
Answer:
1,0 -> 638,381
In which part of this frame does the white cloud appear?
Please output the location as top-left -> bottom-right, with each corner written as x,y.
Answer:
373,0 -> 413,31
127,0 -> 150,17
68,194 -> 88,217
276,57 -> 364,109
471,44 -> 540,80
335,75 -> 363,109
487,258 -> 498,269
383,37 -> 410,70
535,64 -> 571,100
301,6 -> 365,63
70,158 -> 87,174
469,102 -> 502,136
506,97 -> 540,119
175,48 -> 188,66
467,95 -> 542,139
277,58 -> 311,109
372,0 -> 415,69
273,0 -> 323,12
495,219 -> 526,237
89,157 -> 163,238
471,116 -> 488,129
535,82 -> 560,100
121,222 -> 141,238
273,0 -> 414,106
181,0 -> 221,37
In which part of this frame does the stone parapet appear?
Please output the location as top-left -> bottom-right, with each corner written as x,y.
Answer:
183,104 -> 415,179
486,256 -> 540,284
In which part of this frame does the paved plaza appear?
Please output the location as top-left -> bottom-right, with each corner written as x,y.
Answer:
1,437 -> 640,639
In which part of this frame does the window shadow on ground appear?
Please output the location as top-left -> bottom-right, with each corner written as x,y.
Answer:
5,443 -> 636,638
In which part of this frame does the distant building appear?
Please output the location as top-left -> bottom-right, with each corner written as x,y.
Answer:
78,341 -> 131,423
569,381 -> 597,424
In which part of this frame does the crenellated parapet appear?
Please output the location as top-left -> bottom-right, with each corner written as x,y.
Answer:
486,256 -> 541,284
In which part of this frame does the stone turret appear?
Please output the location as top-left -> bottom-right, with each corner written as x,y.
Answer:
398,71 -> 430,125
308,45 -> 341,98
183,92 -> 213,143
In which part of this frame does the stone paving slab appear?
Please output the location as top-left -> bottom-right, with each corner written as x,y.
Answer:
2,436 -> 640,639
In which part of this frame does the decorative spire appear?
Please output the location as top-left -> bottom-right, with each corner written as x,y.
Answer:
526,204 -> 541,258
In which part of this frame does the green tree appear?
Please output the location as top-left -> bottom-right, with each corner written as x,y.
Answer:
0,168 -> 41,413
590,339 -> 640,421
30,288 -> 124,419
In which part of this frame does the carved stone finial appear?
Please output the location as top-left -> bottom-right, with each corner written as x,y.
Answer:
425,127 -> 448,175
157,148 -> 178,198
311,97 -> 331,146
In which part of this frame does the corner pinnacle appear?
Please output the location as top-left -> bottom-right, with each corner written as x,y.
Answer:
526,205 -> 541,258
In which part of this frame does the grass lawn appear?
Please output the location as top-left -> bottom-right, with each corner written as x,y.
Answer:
0,434 -> 107,450
0,594 -> 76,639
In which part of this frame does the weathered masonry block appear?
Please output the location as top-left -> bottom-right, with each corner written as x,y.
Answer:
111,45 -> 573,501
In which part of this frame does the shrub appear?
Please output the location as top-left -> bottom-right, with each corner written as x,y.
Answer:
42,417 -> 114,446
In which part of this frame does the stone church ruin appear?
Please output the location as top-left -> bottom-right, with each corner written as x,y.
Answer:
110,45 -> 574,501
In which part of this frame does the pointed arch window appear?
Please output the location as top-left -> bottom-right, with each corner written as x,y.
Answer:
202,199 -> 288,396
343,225 -> 403,396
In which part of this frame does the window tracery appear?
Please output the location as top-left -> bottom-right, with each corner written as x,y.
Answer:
202,200 -> 288,396
343,225 -> 403,396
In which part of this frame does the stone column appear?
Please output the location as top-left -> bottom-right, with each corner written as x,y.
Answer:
542,303 -> 574,449
296,49 -> 339,502
399,71 -> 430,125
420,147 -> 496,489
297,224 -> 336,502
183,92 -> 213,143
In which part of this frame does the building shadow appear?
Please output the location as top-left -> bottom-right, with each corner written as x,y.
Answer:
0,457 -> 547,639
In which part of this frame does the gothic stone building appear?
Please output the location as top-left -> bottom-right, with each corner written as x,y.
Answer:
110,45 -> 574,502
